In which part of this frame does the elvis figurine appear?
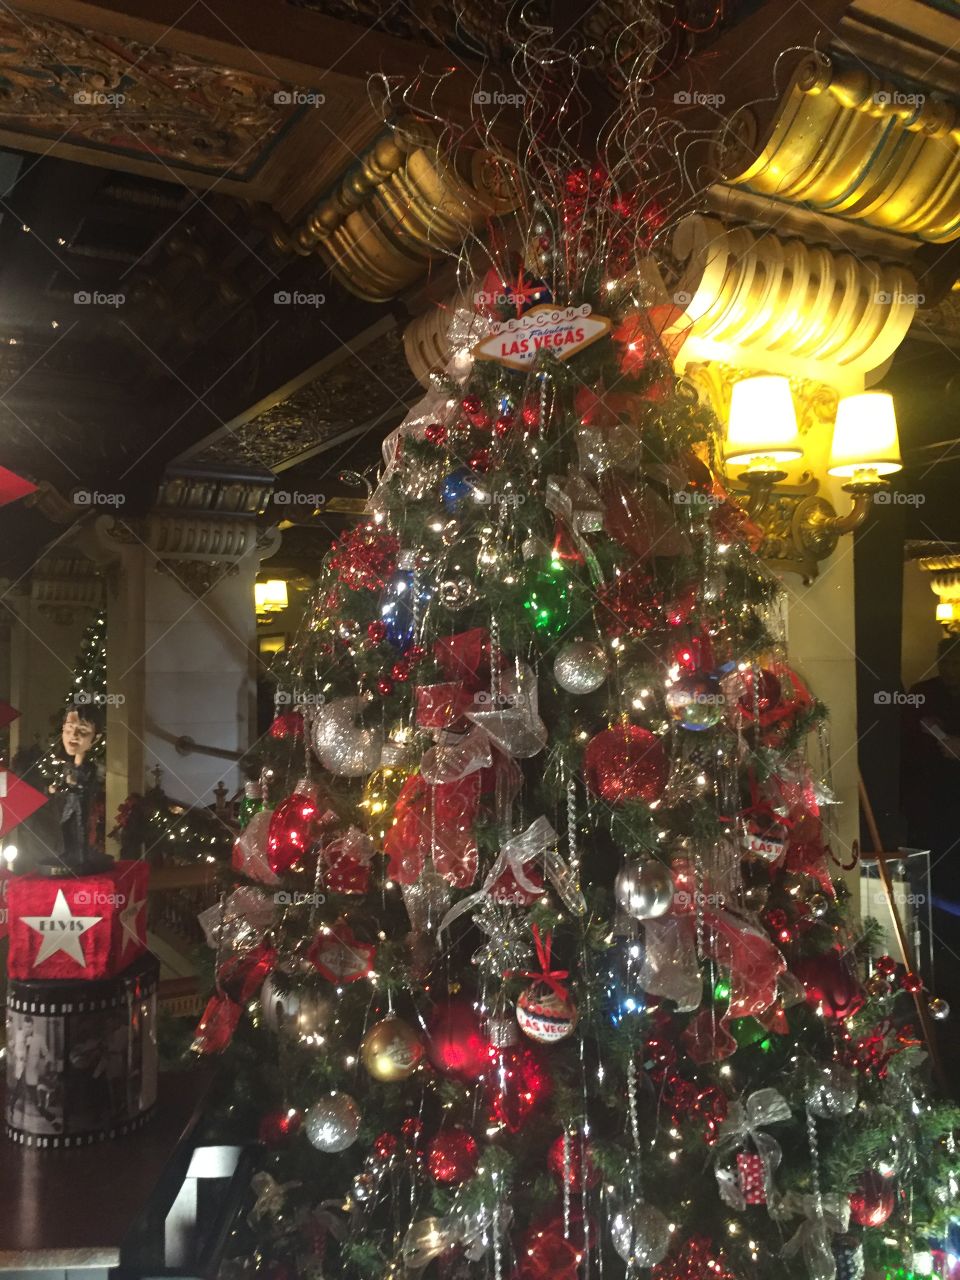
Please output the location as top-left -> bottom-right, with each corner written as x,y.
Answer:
42,703 -> 110,874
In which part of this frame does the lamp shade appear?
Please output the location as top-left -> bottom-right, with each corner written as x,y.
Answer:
724,376 -> 802,467
828,392 -> 902,478
255,579 -> 288,614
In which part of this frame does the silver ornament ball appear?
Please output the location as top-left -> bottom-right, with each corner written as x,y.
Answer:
438,576 -> 476,611
807,1063 -> 857,1119
305,1091 -> 361,1152
615,860 -> 674,920
928,996 -> 950,1021
807,893 -> 829,918
610,1203 -> 671,1267
554,640 -> 608,695
313,695 -> 382,776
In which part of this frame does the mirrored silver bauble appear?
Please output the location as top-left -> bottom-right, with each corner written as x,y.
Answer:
304,1091 -> 360,1152
438,576 -> 477,611
260,974 -> 335,1038
928,996 -> 950,1020
807,1063 -> 857,1118
553,640 -> 608,695
614,860 -> 675,920
610,1202 -> 671,1267
313,695 -> 382,776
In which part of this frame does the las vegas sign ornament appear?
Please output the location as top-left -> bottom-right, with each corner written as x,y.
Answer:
472,303 -> 611,371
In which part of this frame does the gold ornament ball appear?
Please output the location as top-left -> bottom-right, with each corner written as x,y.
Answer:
361,1015 -> 424,1081
865,973 -> 890,998
360,763 -> 414,844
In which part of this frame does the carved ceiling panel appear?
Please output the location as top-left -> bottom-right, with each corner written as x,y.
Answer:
189,324 -> 418,471
0,7 -> 302,179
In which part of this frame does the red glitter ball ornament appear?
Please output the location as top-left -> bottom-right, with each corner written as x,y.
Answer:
424,422 -> 448,446
849,1171 -> 896,1227
269,710 -> 304,740
875,955 -> 898,977
428,1127 -> 480,1184
461,393 -> 485,423
900,971 -> 923,994
792,951 -> 865,1021
426,999 -> 490,1079
652,1237 -> 737,1280
584,725 -> 668,805
401,1117 -> 423,1145
494,414 -> 515,438
547,1133 -> 600,1189
367,620 -> 387,644
267,780 -> 332,875
376,676 -> 394,697
488,1040 -> 550,1133
391,660 -> 411,683
258,1107 -> 302,1145
469,447 -> 491,473
374,1132 -> 398,1161
329,525 -> 398,592
521,403 -> 540,429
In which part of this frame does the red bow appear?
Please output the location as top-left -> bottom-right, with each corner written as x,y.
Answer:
508,927 -> 570,1001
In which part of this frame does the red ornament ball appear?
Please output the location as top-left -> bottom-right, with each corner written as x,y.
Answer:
900,971 -> 923,994
849,1171 -> 895,1227
547,1133 -> 600,1189
408,644 -> 427,663
428,1127 -> 480,1184
469,447 -> 491,473
267,781 -> 327,875
737,669 -> 782,717
401,1117 -> 424,1145
426,999 -> 490,1079
584,725 -> 668,805
391,660 -> 411,683
875,955 -> 898,977
792,951 -> 865,1021
494,414 -> 515,438
258,1107 -> 302,1145
269,710 -> 304,740
424,422 -> 448,446
521,402 -> 540,429
376,676 -> 394,697
373,1131 -> 398,1161
367,620 -> 387,644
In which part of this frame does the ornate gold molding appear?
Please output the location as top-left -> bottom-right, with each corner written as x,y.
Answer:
717,52 -> 960,243
667,215 -> 917,383
274,122 -> 519,300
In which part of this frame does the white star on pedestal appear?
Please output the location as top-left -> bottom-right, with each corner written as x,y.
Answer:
119,892 -> 147,955
21,888 -> 102,966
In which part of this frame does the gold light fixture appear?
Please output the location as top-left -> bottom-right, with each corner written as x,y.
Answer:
724,379 -> 904,581
255,578 -> 288,620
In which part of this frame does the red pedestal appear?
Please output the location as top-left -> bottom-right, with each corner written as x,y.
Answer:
7,862 -> 149,980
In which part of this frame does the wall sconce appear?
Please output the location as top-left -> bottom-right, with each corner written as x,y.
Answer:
725,378 -> 903,581
255,578 -> 288,620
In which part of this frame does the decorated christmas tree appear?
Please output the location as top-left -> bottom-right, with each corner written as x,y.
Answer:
198,28 -> 960,1280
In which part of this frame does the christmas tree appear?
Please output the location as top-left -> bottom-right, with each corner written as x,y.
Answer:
198,36 -> 960,1280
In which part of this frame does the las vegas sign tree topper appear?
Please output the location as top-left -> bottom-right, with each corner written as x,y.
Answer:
472,303 -> 611,371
